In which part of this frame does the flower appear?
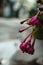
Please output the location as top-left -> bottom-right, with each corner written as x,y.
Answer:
20,11 -> 42,27
19,1 -> 43,55
29,15 -> 38,25
20,33 -> 35,55
29,11 -> 42,27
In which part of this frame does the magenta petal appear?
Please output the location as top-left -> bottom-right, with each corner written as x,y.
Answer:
20,40 -> 35,54
20,42 -> 25,52
25,42 -> 34,55
29,15 -> 38,25
28,47 -> 34,54
19,35 -> 31,53
29,11 -> 40,26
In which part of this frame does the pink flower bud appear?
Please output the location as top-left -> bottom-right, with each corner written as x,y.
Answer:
19,26 -> 31,33
20,34 -> 34,55
29,11 -> 40,26
29,15 -> 38,25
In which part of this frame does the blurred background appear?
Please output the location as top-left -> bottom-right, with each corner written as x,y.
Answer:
0,0 -> 43,65
0,0 -> 37,18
